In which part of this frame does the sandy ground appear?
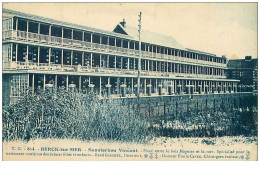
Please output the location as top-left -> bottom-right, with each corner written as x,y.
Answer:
2,136 -> 257,161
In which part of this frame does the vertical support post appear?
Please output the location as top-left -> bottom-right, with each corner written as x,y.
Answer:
43,74 -> 46,91
148,60 -> 150,72
49,47 -> 51,66
82,52 -> 84,66
131,78 -> 134,94
133,58 -> 135,70
55,75 -> 57,88
100,54 -> 102,68
61,49 -> 64,67
10,43 -> 13,67
26,45 -> 29,63
79,76 -> 81,92
99,76 -> 102,96
71,50 -> 73,66
127,57 -> 130,70
27,74 -> 30,94
66,75 -> 69,91
15,17 -> 18,33
15,44 -> 18,64
114,56 -> 116,70
90,33 -> 93,48
32,74 -> 35,94
156,79 -> 158,94
137,12 -> 142,98
37,46 -> 40,66
107,55 -> 109,68
90,53 -> 93,69
26,21 -> 29,41
38,23 -> 40,36
144,78 -> 146,95
49,25 -> 51,44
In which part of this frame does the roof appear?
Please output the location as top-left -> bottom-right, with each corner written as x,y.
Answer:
2,8 -> 133,40
186,48 -> 216,57
113,23 -> 185,50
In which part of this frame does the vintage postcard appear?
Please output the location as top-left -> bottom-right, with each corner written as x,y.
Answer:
1,2 -> 258,161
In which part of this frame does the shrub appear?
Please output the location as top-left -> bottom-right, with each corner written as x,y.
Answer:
2,88 -> 152,143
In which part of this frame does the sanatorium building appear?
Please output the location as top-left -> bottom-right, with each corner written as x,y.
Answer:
2,9 -> 240,105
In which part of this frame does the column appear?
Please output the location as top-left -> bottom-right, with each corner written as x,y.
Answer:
61,49 -> 64,66
144,78 -> 146,95
133,58 -> 135,70
173,80 -> 175,94
71,50 -> 73,66
114,56 -> 116,69
100,54 -> 102,68
121,57 -> 123,69
148,60 -> 150,72
127,58 -> 130,70
107,55 -> 109,68
131,78 -> 134,94
156,46 -> 157,58
82,52 -> 84,66
55,75 -> 57,89
155,79 -> 158,93
90,53 -> 93,68
32,74 -> 35,94
49,48 -> 51,66
26,45 -> 29,63
79,76 -> 81,92
49,25 -> 51,44
37,46 -> 40,66
43,74 -> 46,90
26,21 -> 29,41
37,23 -> 40,35
15,44 -> 18,64
116,78 -> 120,95
99,77 -> 102,96
106,77 -> 111,96
62,27 -> 64,45
90,33 -> 93,48
15,18 -> 18,35
203,81 -> 206,93
66,75 -> 69,91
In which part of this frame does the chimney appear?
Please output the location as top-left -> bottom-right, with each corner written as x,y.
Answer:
120,19 -> 126,28
245,56 -> 252,61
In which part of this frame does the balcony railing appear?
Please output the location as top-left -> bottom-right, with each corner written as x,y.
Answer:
3,61 -> 227,79
3,29 -> 227,68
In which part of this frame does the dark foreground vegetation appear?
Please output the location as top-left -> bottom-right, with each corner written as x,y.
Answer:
2,88 -> 258,143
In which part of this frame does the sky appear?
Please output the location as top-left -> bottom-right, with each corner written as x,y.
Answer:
3,2 -> 258,59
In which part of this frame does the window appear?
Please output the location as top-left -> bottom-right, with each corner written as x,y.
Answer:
3,18 -> 12,31
2,44 -> 12,62
10,75 -> 28,97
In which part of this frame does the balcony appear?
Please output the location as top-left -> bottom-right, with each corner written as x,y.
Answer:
3,29 -> 227,68
3,61 -> 227,80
